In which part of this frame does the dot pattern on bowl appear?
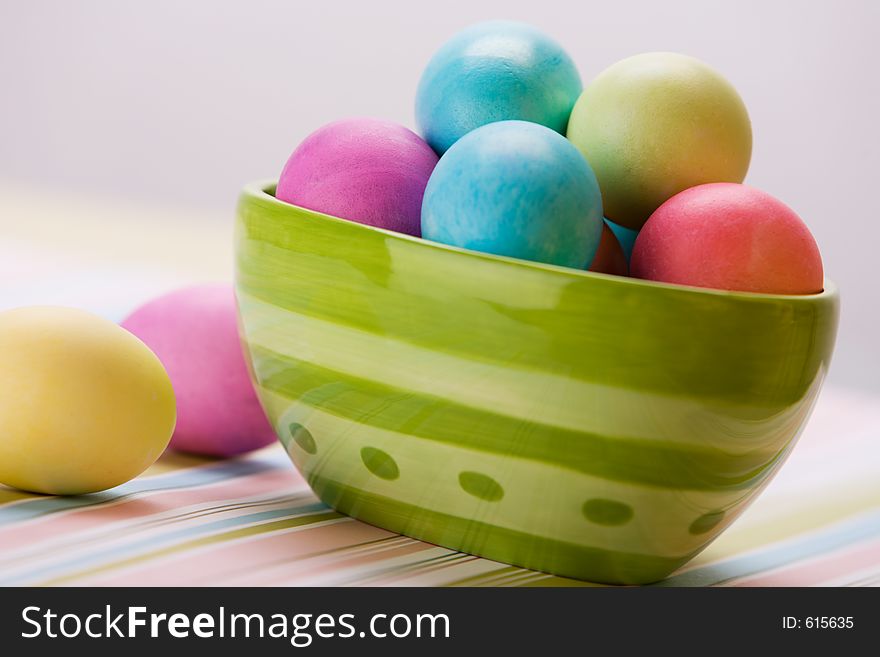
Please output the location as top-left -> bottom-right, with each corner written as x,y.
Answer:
296,439 -> 728,539
288,423 -> 317,455
458,471 -> 505,502
581,498 -> 634,526
689,511 -> 725,535
360,447 -> 400,480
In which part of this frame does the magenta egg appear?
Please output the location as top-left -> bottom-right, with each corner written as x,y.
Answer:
122,284 -> 277,457
276,118 -> 439,236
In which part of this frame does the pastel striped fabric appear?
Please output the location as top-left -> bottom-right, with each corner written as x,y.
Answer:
0,385 -> 878,586
1,188 -> 878,586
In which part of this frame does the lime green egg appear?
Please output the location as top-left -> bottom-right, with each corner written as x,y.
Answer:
567,52 -> 752,230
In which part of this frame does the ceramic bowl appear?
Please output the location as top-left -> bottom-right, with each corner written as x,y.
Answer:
235,181 -> 839,584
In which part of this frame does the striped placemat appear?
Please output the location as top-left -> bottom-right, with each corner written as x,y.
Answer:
1,186 -> 878,586
1,384 -> 878,587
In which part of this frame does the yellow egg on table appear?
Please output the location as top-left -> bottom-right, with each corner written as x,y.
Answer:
0,306 -> 176,495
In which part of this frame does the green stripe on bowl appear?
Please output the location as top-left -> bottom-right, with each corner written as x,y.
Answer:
236,185 -> 837,407
263,387 -> 759,557
308,474 -> 691,585
237,289 -> 817,456
248,343 -> 793,491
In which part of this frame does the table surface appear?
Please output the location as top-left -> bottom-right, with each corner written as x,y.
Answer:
2,184 -> 878,587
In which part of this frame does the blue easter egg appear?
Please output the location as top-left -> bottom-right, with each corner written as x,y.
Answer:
421,120 -> 603,269
415,21 -> 582,154
605,218 -> 639,263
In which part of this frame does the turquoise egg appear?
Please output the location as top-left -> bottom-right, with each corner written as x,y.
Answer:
415,21 -> 582,154
421,121 -> 603,269
605,218 -> 639,263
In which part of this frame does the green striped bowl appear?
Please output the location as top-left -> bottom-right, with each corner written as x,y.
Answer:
235,181 -> 839,584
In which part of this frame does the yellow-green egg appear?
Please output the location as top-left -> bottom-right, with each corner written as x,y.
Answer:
567,52 -> 752,230
0,306 -> 176,495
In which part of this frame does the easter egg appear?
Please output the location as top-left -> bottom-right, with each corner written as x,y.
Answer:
416,20 -> 582,154
421,120 -> 603,269
567,52 -> 752,230
122,284 -> 276,457
588,223 -> 629,276
276,118 -> 438,236
605,218 -> 638,263
630,183 -> 823,294
0,306 -> 175,495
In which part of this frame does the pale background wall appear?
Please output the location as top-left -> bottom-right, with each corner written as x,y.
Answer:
1,0 -> 878,391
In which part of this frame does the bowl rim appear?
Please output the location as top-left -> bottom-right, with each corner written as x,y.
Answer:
240,180 -> 838,304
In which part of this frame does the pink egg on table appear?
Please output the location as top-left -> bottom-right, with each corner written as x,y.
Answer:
276,117 -> 439,236
588,223 -> 629,276
121,284 -> 276,457
631,183 -> 823,294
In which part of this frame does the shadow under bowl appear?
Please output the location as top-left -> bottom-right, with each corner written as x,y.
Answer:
235,181 -> 839,585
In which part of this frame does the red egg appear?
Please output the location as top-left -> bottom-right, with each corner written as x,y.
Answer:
588,223 -> 629,276
631,183 -> 823,294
